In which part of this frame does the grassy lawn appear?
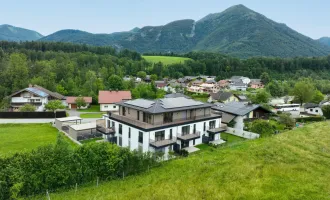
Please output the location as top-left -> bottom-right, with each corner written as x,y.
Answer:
143,56 -> 192,65
221,132 -> 246,143
77,105 -> 100,112
80,137 -> 104,144
80,113 -> 105,119
0,124 -> 76,157
42,122 -> 330,199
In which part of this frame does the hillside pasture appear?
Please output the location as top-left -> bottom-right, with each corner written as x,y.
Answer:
143,56 -> 192,65
41,122 -> 330,200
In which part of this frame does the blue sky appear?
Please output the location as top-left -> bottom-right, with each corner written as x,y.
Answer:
1,0 -> 329,39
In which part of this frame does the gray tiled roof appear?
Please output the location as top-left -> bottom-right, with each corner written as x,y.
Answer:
116,97 -> 213,114
165,93 -> 190,99
210,91 -> 232,101
212,101 -> 263,116
304,103 -> 319,109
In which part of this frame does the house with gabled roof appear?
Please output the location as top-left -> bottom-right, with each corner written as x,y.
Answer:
8,84 -> 65,111
98,91 -> 132,112
66,96 -> 93,109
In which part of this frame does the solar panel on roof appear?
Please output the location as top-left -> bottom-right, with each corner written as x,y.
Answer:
26,88 -> 49,97
161,97 -> 203,109
125,99 -> 155,109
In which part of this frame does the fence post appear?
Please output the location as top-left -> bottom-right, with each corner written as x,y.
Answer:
123,171 -> 125,179
46,190 -> 50,200
75,183 -> 78,195
96,177 -> 99,187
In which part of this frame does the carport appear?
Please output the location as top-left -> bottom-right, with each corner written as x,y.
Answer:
68,122 -> 103,141
55,116 -> 82,132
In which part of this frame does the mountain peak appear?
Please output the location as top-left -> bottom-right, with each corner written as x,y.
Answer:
0,24 -> 43,41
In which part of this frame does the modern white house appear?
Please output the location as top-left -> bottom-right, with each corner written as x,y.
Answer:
98,91 -> 132,112
97,97 -> 225,158
8,84 -> 66,111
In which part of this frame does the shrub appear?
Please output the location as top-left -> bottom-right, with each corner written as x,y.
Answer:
278,113 -> 296,128
322,105 -> 330,119
179,149 -> 189,157
250,120 -> 275,137
0,134 -> 158,199
19,104 -> 36,112
295,116 -> 325,123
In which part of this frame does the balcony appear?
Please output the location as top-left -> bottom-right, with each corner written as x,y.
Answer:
149,137 -> 177,148
108,112 -> 221,130
177,131 -> 200,141
96,119 -> 115,135
207,125 -> 227,134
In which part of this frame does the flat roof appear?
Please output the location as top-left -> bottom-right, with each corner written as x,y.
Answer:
70,122 -> 96,131
56,116 -> 82,122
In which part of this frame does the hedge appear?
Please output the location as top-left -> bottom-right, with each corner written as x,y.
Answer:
0,134 -> 159,199
295,116 -> 325,122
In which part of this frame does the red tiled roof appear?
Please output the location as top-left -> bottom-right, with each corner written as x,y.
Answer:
98,91 -> 132,104
66,96 -> 93,104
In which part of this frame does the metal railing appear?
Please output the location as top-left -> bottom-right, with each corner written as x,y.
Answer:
177,131 -> 200,140
109,112 -> 221,129
149,137 -> 177,148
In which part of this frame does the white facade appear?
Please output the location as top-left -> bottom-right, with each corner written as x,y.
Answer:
11,92 -> 48,111
104,116 -> 222,158
305,107 -> 323,116
240,77 -> 251,85
229,84 -> 247,91
100,103 -> 119,112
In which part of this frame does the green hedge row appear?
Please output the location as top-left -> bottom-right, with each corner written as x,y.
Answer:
295,116 -> 325,122
0,134 -> 159,199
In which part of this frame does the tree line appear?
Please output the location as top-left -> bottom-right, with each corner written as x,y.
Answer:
1,41 -> 330,105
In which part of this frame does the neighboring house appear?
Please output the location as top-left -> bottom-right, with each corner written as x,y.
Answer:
98,91 -> 132,112
212,102 -> 271,134
66,96 -> 92,109
218,80 -> 229,88
191,79 -> 203,86
155,80 -> 167,89
249,79 -> 264,89
303,103 -> 323,116
236,95 -> 249,102
187,86 -> 204,93
123,75 -> 131,81
200,83 -> 220,93
230,76 -> 251,85
209,91 -> 238,103
98,97 -> 225,158
229,79 -> 248,91
135,77 -> 142,83
8,84 -> 65,112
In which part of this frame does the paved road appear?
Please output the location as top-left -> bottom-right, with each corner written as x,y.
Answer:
0,118 -> 98,124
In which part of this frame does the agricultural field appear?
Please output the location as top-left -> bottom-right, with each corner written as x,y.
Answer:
40,122 -> 330,200
143,56 -> 192,65
0,123 -> 75,157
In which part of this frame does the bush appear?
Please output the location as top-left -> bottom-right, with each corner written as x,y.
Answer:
295,116 -> 325,123
278,113 -> 296,128
250,120 -> 275,137
322,105 -> 330,119
19,104 -> 36,112
0,134 -> 158,199
179,149 -> 189,157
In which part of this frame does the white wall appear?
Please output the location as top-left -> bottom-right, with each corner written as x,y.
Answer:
11,96 -> 48,111
100,104 -> 119,112
106,116 -> 221,157
233,116 -> 244,134
305,107 -> 323,116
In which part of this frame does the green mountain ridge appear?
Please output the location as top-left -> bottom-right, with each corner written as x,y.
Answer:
0,24 -> 43,41
2,5 -> 330,58
40,5 -> 330,58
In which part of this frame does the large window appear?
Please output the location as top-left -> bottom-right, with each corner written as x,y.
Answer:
182,125 -> 190,135
155,130 -> 165,141
138,132 -> 143,143
163,112 -> 173,123
128,128 -> 131,139
119,124 -> 122,135
143,112 -> 152,123
137,111 -> 140,120
203,122 -> 206,131
193,124 -> 196,133
209,121 -> 216,129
